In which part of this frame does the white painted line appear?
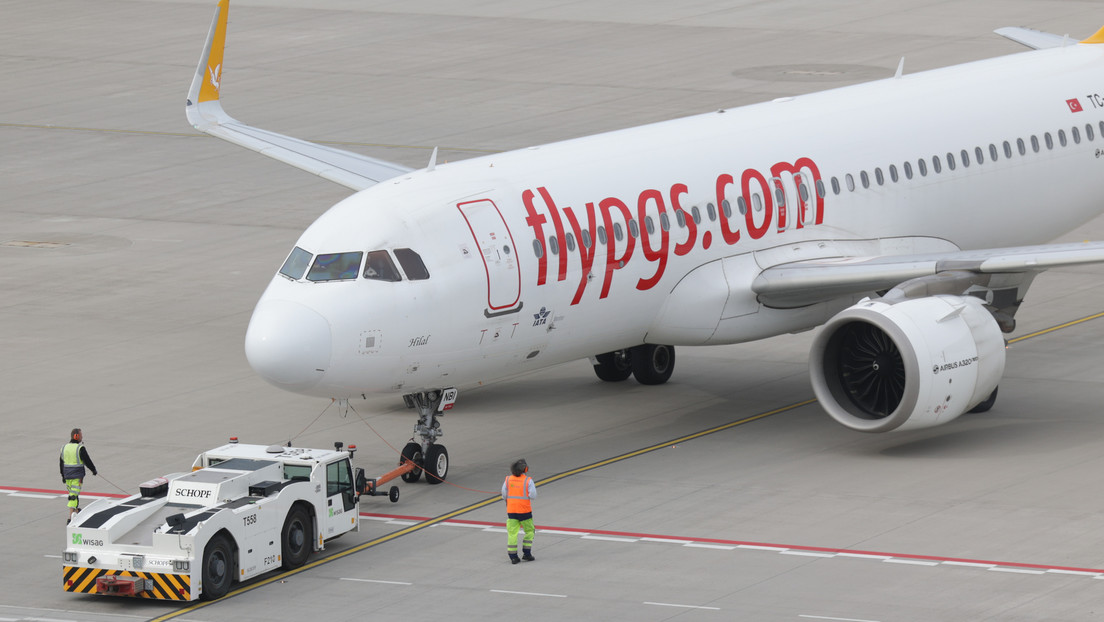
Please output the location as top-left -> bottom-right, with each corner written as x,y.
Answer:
883,559 -> 939,566
440,521 -> 489,528
340,577 -> 412,585
835,553 -> 891,560
737,544 -> 788,552
989,567 -> 1045,575
538,529 -> 585,536
9,492 -> 58,499
640,537 -> 693,544
941,561 -> 995,568
385,520 -> 418,526
799,615 -> 882,622
359,516 -> 392,522
581,535 -> 637,543
491,589 -> 567,598
644,601 -> 720,611
1045,569 -> 1101,577
482,527 -> 508,533
781,550 -> 835,558
43,555 -> 62,559
685,543 -> 738,550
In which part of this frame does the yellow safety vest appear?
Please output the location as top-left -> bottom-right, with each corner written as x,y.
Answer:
61,441 -> 86,479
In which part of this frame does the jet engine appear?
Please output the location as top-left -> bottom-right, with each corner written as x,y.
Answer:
809,295 -> 1005,432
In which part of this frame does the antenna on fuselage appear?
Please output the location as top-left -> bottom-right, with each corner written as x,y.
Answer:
427,146 -> 438,172
894,57 -> 905,79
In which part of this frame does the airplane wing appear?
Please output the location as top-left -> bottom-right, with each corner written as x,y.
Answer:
752,241 -> 1104,308
994,27 -> 1069,50
185,0 -> 412,191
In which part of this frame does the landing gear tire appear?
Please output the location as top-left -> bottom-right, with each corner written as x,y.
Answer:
280,504 -> 311,570
200,534 -> 233,600
968,387 -> 998,414
631,344 -> 675,385
400,442 -> 423,483
593,350 -> 633,382
424,444 -> 449,485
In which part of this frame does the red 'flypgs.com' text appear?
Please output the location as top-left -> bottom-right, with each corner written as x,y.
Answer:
523,158 -> 825,305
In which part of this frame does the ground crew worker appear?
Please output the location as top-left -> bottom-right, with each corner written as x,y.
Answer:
60,428 -> 97,524
501,458 -> 537,564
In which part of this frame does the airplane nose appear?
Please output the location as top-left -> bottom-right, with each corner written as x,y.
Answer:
244,300 -> 332,392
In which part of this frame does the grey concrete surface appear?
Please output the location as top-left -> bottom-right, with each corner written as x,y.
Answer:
4,1 -> 1104,620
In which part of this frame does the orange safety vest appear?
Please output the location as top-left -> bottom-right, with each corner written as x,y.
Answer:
504,474 -> 532,514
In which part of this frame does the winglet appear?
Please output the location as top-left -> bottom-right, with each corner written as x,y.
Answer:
1081,25 -> 1104,44
186,0 -> 231,130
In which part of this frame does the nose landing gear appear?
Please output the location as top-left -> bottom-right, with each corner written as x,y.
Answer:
401,388 -> 457,484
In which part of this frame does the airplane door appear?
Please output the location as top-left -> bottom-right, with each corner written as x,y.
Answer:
457,198 -> 523,316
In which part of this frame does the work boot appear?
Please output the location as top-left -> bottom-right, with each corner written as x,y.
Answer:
522,551 -> 535,562
509,554 -> 520,565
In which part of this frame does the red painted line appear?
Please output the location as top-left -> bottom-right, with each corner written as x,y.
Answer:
360,512 -> 1104,575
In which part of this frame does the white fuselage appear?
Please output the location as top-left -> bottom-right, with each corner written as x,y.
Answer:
244,42 -> 1104,398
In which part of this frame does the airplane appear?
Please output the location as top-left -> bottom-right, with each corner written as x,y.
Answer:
186,0 -> 1104,484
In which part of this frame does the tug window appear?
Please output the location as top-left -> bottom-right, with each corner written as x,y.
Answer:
308,251 -> 362,282
394,248 -> 430,280
362,250 -> 400,282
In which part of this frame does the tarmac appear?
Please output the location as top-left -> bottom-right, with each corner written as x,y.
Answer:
3,1 -> 1104,620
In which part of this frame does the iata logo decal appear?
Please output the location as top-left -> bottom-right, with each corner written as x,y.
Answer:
523,157 -> 825,305
1067,98 -> 1083,113
532,307 -> 550,327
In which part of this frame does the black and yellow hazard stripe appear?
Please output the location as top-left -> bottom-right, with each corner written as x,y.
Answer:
63,566 -> 191,600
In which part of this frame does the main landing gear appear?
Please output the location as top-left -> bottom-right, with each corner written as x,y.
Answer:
592,344 -> 675,385
399,388 -> 457,485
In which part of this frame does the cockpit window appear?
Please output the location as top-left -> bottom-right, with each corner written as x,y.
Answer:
279,246 -> 313,280
394,248 -> 430,280
363,250 -> 401,282
307,252 -> 363,282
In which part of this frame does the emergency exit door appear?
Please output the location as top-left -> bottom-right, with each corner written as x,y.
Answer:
457,198 -> 522,316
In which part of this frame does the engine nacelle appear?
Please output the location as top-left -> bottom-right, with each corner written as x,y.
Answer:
809,295 -> 1005,432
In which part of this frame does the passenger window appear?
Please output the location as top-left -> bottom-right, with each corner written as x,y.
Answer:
548,235 -> 560,255
903,161 -> 913,179
1058,129 -> 1067,147
989,144 -> 998,161
918,159 -> 927,177
932,156 -> 942,174
598,226 -> 608,245
279,246 -> 313,281
1030,135 -> 1040,153
362,250 -> 400,282
1073,126 -> 1081,144
722,199 -> 733,218
815,179 -> 826,198
1017,138 -> 1026,155
860,171 -> 869,188
676,210 -> 686,227
307,251 -> 363,282
737,196 -> 749,214
394,248 -> 429,280
566,232 -> 576,252
614,222 -> 625,241
707,202 -> 718,220
1003,141 -> 1012,158
961,149 -> 970,167
845,174 -> 855,191
582,229 -> 593,247
874,168 -> 884,185
945,152 -> 955,171
691,206 -> 702,224
1087,123 -> 1095,141
831,177 -> 841,194
774,188 -> 786,205
1045,133 -> 1054,150
797,184 -> 809,202
889,164 -> 898,182
753,194 -> 763,211
1099,121 -> 1104,138
659,213 -> 670,232
531,239 -> 544,258
628,220 -> 640,238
